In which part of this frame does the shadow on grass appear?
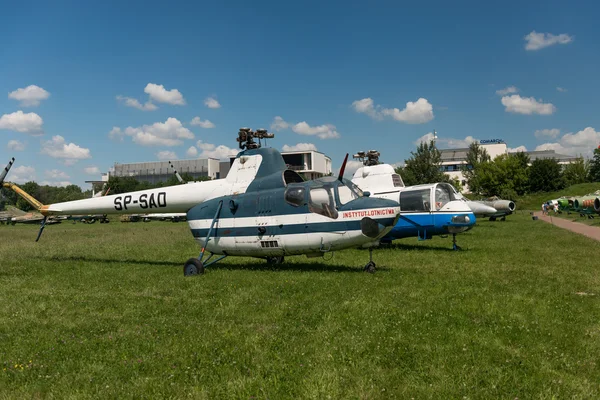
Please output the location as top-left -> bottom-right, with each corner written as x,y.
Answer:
378,242 -> 459,252
45,255 -> 375,273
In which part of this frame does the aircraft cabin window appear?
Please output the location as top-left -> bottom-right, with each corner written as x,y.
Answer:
434,185 -> 454,210
399,189 -> 431,212
309,186 -> 338,219
284,187 -> 305,207
337,185 -> 357,205
392,174 -> 404,187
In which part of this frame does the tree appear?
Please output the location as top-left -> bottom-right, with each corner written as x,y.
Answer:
16,181 -> 40,211
588,148 -> 600,182
528,158 -> 564,192
477,154 -> 529,198
562,157 -> 589,186
401,140 -> 446,186
462,142 -> 491,195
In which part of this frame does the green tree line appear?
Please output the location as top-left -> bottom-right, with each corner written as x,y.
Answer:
395,140 -> 600,199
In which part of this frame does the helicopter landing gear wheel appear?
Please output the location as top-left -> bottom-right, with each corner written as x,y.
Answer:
266,256 -> 285,264
452,233 -> 462,251
364,261 -> 376,273
183,258 -> 204,276
363,248 -> 376,273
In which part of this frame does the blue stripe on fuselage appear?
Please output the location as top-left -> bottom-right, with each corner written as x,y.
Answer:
386,211 -> 475,239
189,217 -> 397,238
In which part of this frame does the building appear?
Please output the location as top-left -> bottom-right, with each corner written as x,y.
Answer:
227,149 -> 332,180
281,150 -> 332,180
108,158 -> 222,184
97,148 -> 332,187
439,139 -> 577,192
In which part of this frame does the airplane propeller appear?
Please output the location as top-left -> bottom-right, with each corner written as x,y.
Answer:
0,157 -> 15,185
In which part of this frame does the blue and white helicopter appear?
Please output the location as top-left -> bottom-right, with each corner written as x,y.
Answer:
351,150 -> 476,250
1,129 -> 401,274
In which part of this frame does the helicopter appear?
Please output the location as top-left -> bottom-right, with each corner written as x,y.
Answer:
351,150 -> 476,250
1,129 -> 401,274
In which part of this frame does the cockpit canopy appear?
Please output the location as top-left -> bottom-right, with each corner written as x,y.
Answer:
399,182 -> 459,212
284,177 -> 364,219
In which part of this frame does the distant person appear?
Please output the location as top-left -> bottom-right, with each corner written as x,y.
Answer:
542,203 -> 547,215
554,203 -> 558,214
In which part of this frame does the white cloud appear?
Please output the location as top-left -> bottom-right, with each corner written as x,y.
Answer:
116,95 -> 157,111
351,98 -> 380,119
556,87 -> 567,92
8,85 -> 50,107
414,132 -> 477,149
271,117 -> 340,139
524,31 -> 573,51
270,116 -> 290,131
41,135 -> 91,164
282,143 -> 318,152
496,86 -> 519,96
501,95 -> 556,115
535,127 -> 600,157
292,122 -> 340,139
196,140 -> 237,159
10,165 -> 36,184
108,118 -> 194,146
353,97 -> 434,124
157,150 -> 178,161
204,97 -> 221,109
7,140 -> 25,151
45,169 -> 70,179
535,128 -> 560,139
190,117 -> 215,128
0,111 -> 43,134
508,145 -> 528,153
144,83 -> 186,105
40,180 -> 72,187
84,166 -> 100,175
186,146 -> 198,158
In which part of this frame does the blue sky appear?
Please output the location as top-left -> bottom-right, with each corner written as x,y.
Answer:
1,0 -> 599,187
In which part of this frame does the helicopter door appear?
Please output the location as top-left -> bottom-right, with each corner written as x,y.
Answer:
398,188 -> 434,239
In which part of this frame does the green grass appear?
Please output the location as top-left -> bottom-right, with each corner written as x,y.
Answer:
2,216 -> 600,398
516,183 -> 600,211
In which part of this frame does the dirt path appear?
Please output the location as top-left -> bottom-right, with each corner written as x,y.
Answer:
534,211 -> 600,242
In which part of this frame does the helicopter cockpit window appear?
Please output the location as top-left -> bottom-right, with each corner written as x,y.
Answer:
337,185 -> 358,205
285,186 -> 305,207
399,189 -> 431,212
309,186 -> 338,219
434,184 -> 455,210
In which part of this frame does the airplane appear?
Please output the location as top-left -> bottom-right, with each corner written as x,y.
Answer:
141,213 -> 187,222
0,205 -> 63,225
350,150 -> 475,250
2,128 -> 402,274
469,197 -> 516,221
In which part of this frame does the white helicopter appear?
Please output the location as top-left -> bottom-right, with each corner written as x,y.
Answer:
351,150 -> 476,250
2,129 -> 401,274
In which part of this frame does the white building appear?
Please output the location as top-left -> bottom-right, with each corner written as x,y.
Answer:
281,150 -> 332,180
439,139 -> 578,192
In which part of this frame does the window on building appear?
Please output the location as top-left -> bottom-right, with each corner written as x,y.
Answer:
400,189 -> 431,212
284,186 -> 305,207
309,186 -> 338,219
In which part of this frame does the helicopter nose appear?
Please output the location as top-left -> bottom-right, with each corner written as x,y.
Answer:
361,217 -> 388,238
339,197 -> 400,238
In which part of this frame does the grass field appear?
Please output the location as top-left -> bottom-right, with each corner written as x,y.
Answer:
2,215 -> 600,399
